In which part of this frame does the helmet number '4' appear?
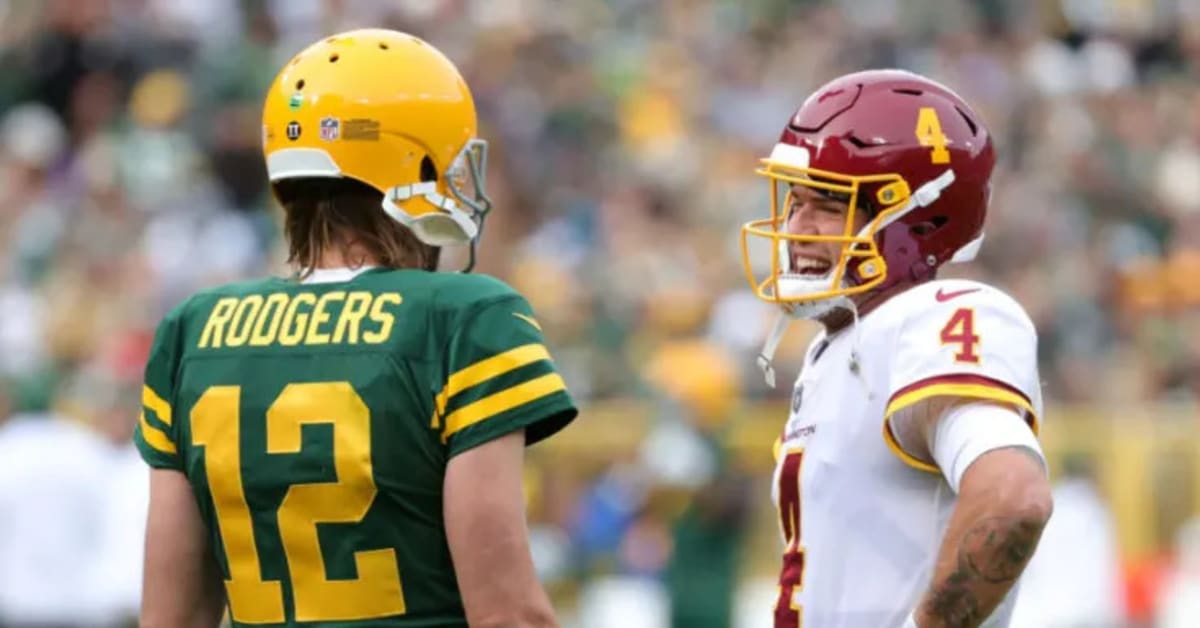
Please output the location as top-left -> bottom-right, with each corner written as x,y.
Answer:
915,107 -> 951,165
940,307 -> 981,364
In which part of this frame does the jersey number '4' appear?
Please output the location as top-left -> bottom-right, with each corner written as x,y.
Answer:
939,307 -> 981,364
775,449 -> 806,628
192,382 -> 406,623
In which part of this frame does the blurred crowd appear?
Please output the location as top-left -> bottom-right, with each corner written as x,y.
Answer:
2,0 -> 1200,626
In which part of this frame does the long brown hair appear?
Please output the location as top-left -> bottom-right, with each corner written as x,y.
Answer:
273,178 -> 440,275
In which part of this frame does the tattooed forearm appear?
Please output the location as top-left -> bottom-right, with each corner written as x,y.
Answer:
962,516 -> 1041,583
921,515 -> 1046,628
926,557 -> 982,627
911,440 -> 1052,628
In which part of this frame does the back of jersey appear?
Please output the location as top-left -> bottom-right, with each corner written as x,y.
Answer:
134,268 -> 577,627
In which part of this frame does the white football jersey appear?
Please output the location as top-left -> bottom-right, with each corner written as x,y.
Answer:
770,279 -> 1043,628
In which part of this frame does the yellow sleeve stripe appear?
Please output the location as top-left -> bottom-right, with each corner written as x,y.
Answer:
885,381 -> 1037,431
512,312 -> 542,331
139,411 -> 177,455
883,380 -> 1039,474
143,385 -> 173,426
434,343 -> 552,418
882,422 -> 940,474
442,372 -> 566,440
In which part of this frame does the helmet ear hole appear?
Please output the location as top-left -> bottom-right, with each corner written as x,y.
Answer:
420,156 -> 438,183
956,107 -> 979,135
910,215 -> 948,237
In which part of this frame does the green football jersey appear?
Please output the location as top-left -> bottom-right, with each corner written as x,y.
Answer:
133,268 -> 577,627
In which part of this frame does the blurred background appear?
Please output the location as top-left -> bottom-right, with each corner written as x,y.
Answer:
1,0 -> 1199,626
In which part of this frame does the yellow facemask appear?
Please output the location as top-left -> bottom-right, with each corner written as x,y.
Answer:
739,143 -> 922,312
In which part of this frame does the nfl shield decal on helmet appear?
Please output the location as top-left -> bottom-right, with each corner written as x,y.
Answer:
319,117 -> 340,141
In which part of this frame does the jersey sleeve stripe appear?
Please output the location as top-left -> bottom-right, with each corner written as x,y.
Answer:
138,411 -> 177,454
882,422 -> 940,474
883,374 -> 1039,474
143,384 -> 173,426
435,343 -> 552,416
441,372 -> 567,440
885,374 -> 1037,432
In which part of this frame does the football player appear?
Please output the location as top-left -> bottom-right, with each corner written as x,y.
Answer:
741,69 -> 1053,628
134,30 -> 576,628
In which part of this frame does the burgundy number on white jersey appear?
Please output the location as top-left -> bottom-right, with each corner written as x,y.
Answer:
775,449 -> 805,627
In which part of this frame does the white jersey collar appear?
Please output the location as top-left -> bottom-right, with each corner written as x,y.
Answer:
300,266 -> 378,284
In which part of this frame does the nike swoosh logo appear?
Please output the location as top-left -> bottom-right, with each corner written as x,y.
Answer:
512,312 -> 542,332
935,287 -> 981,302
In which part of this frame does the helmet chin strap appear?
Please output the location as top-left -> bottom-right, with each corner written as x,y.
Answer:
382,183 -> 478,247
756,313 -> 789,388
757,239 -> 853,387
846,303 -> 874,399
756,294 -> 874,395
756,293 -> 864,389
756,271 -> 854,388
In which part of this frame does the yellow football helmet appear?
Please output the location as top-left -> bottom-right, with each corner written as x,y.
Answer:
262,29 -> 490,269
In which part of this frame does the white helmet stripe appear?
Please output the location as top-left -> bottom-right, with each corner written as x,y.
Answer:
871,168 -> 956,234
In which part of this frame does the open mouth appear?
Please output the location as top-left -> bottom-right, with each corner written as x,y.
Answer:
791,256 -> 833,277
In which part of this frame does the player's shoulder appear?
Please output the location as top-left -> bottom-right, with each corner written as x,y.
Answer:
352,270 -> 533,338
421,272 -> 528,314
346,269 -> 522,305
889,278 -> 1035,331
169,276 -> 287,324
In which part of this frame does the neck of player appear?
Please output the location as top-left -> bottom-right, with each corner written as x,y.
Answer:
317,240 -> 380,270
818,281 -> 920,334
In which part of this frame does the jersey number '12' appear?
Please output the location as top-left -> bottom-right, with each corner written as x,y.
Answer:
192,382 -> 406,623
775,449 -> 806,627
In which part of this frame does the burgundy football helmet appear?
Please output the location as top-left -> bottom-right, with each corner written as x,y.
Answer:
740,69 -> 996,317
